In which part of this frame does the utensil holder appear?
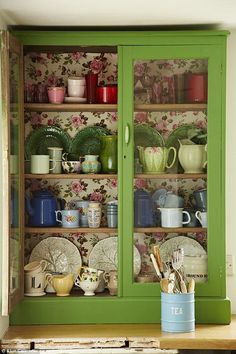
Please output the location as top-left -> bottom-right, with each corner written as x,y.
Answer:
161,292 -> 195,332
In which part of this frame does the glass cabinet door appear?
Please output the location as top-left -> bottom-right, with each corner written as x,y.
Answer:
1,32 -> 23,315
121,45 -> 224,297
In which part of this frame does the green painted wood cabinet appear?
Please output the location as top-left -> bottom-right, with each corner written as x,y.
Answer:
0,29 -> 231,325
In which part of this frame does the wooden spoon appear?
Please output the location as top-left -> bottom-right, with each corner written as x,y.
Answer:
188,278 -> 195,293
160,278 -> 169,293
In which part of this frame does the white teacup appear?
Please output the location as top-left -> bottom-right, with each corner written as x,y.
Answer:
75,278 -> 100,296
158,208 -> 191,228
195,210 -> 207,227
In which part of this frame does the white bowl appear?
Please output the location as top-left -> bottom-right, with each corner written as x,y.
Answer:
68,77 -> 86,85
62,161 -> 81,173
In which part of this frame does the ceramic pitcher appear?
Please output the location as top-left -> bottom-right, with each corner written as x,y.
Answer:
104,270 -> 118,296
178,141 -> 207,173
47,273 -> 74,297
137,146 -> 176,173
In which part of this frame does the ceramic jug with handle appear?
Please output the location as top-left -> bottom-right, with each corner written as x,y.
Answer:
137,146 -> 176,173
178,140 -> 207,173
25,189 -> 59,227
47,273 -> 74,297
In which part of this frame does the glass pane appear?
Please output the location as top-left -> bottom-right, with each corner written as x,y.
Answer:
133,59 -> 208,287
9,50 -> 21,295
24,49 -> 119,297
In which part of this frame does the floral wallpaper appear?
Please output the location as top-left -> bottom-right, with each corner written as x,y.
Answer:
24,52 -> 117,102
134,59 -> 208,104
24,52 -> 208,282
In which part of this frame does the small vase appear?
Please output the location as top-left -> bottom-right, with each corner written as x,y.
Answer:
87,202 -> 102,228
81,155 -> 101,174
100,135 -> 117,173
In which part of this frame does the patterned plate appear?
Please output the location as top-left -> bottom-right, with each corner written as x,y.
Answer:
70,126 -> 110,156
25,126 -> 71,160
134,124 -> 165,148
88,236 -> 141,276
159,235 -> 206,264
29,237 -> 82,279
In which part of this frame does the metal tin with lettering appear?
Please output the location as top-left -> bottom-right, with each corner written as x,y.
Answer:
161,292 -> 195,332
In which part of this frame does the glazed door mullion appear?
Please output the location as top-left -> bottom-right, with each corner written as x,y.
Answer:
122,45 -> 224,297
0,31 -> 24,315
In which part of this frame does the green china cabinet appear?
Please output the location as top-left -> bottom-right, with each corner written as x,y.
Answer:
0,29 -> 231,325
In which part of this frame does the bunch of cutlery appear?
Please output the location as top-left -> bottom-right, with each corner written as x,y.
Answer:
150,246 -> 195,294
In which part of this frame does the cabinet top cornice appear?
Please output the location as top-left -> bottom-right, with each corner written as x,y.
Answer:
11,29 -> 229,46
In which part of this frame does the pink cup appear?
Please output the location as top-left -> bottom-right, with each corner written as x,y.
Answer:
47,87 -> 65,104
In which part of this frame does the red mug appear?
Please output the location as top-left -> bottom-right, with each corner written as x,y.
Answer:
185,73 -> 208,103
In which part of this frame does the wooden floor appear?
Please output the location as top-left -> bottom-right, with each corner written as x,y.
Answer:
1,316 -> 236,351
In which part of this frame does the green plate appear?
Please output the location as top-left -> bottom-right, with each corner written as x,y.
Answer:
134,124 -> 165,147
25,126 -> 71,160
134,124 -> 164,158
70,126 -> 110,156
166,124 -> 207,173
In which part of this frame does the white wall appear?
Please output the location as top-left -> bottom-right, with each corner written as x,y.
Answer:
226,28 -> 236,314
0,12 -> 9,340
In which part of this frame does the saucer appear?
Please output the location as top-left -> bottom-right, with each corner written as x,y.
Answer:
24,292 -> 46,297
64,96 -> 87,103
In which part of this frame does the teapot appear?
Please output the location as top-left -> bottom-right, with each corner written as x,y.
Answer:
137,146 -> 176,173
25,189 -> 62,227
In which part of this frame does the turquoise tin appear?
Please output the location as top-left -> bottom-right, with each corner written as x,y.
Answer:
161,292 -> 195,332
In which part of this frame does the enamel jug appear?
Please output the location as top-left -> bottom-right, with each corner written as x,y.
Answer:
25,189 -> 59,227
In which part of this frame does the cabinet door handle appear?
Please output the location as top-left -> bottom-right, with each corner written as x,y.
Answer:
125,124 -> 130,145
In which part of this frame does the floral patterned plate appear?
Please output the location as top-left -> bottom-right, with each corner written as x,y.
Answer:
165,123 -> 207,173
159,235 -> 206,264
29,237 -> 82,278
88,236 -> 141,276
70,126 -> 110,157
25,126 -> 71,160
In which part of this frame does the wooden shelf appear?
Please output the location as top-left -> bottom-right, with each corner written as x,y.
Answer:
135,227 -> 207,233
25,173 -> 118,179
24,103 -> 207,113
24,103 -> 117,112
134,103 -> 207,112
25,227 -> 118,234
135,173 -> 207,179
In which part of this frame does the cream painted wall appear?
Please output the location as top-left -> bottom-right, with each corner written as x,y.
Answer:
226,28 -> 236,314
